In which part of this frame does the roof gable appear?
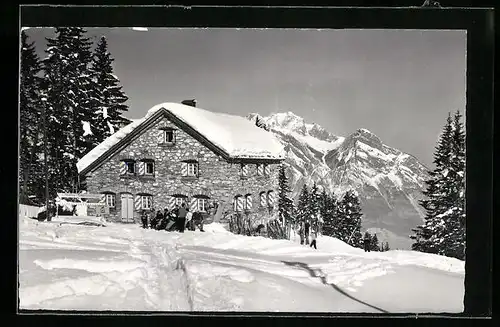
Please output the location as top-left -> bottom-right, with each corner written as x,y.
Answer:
77,103 -> 285,175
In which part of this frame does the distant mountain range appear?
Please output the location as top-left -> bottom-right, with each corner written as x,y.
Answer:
247,112 -> 430,250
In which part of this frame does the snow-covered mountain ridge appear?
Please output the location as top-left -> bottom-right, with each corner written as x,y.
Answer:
246,112 -> 430,250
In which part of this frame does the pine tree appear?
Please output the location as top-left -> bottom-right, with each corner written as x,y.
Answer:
277,164 -> 294,236
411,111 -> 466,260
90,36 -> 130,142
321,191 -> 338,237
370,233 -> 380,251
411,113 -> 453,254
19,31 -> 44,204
441,110 -> 466,259
296,184 -> 310,223
309,182 -> 321,233
42,27 -> 96,193
337,190 -> 363,248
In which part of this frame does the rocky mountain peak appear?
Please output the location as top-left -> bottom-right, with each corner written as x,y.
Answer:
343,128 -> 384,150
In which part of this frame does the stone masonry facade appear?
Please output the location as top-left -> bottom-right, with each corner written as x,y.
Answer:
84,114 -> 281,225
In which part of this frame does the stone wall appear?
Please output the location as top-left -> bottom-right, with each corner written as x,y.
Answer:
84,115 -> 280,225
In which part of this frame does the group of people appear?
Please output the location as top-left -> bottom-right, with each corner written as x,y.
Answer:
140,203 -> 205,233
298,220 -> 317,250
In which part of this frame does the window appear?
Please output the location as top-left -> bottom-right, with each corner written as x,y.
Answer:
164,129 -> 174,143
197,198 -> 208,212
141,195 -> 152,210
187,163 -> 198,176
159,128 -> 176,145
175,197 -> 185,206
120,160 -> 136,175
182,160 -> 199,177
259,192 -> 267,207
145,161 -> 154,175
234,195 -> 243,212
138,160 -> 155,176
245,194 -> 253,211
256,164 -> 264,176
126,161 -> 135,174
105,194 -> 116,208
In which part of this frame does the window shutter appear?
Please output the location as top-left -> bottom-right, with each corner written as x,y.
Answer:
158,130 -> 164,144
264,164 -> 271,176
119,161 -> 127,175
138,161 -> 145,175
236,196 -> 244,212
181,162 -> 188,176
260,193 -> 267,207
100,194 -> 106,203
134,195 -> 142,211
268,191 -> 275,206
167,196 -> 175,210
241,164 -> 248,177
257,164 -> 264,175
245,195 -> 253,210
190,197 -> 197,212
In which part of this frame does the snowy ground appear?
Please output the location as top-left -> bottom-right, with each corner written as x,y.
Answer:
18,216 -> 465,312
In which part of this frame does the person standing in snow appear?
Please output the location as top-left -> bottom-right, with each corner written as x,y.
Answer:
299,222 -> 305,245
363,232 -> 371,252
310,231 -> 317,250
141,210 -> 148,229
177,203 -> 188,233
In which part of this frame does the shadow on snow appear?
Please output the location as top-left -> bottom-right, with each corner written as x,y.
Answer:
281,260 -> 389,313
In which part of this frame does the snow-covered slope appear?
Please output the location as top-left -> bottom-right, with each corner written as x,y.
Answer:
247,113 -> 429,250
18,217 -> 464,312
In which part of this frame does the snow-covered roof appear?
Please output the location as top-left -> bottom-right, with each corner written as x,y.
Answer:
77,102 -> 286,174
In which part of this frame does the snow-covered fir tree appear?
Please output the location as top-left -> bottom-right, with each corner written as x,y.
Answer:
320,190 -> 338,237
42,27 -> 96,193
296,184 -> 310,224
411,111 -> 466,260
19,31 -> 44,203
277,163 -> 294,227
90,36 -> 130,142
441,110 -> 466,259
336,190 -> 363,248
309,182 -> 321,233
370,233 -> 380,252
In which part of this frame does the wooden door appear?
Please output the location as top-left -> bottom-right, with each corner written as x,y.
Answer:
121,193 -> 134,222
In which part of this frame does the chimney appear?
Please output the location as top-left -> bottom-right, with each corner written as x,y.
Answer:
181,99 -> 197,107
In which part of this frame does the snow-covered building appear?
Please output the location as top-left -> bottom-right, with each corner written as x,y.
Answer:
77,102 -> 286,224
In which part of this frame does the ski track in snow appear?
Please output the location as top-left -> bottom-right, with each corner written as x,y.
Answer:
18,217 -> 464,312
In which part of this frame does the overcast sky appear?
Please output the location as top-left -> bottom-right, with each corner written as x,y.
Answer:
25,28 -> 466,168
